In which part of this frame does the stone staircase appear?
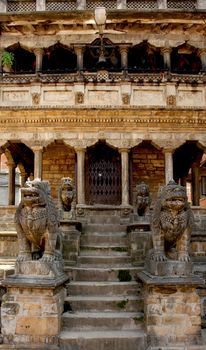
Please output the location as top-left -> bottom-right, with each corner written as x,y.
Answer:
59,213 -> 146,350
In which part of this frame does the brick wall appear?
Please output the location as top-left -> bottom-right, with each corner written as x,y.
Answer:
130,141 -> 165,205
42,141 -> 76,200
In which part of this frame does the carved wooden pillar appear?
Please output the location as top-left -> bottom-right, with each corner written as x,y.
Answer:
117,0 -> 126,10
163,148 -> 174,185
120,148 -> 129,206
76,148 -> 86,205
199,49 -> 206,71
120,46 -> 129,70
34,48 -> 43,73
7,161 -> 16,205
32,146 -> 43,180
0,49 -> 4,74
76,0 -> 86,10
0,0 -> 7,12
74,46 -> 84,71
36,0 -> 46,11
157,0 -> 167,9
161,48 -> 171,70
191,162 -> 200,206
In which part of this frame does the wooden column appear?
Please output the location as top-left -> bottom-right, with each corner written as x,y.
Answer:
76,0 -> 86,10
120,46 -> 129,70
76,148 -> 86,205
161,48 -> 171,70
117,0 -> 126,10
120,148 -> 129,206
74,46 -> 84,71
191,162 -> 200,206
34,48 -> 43,73
199,49 -> 206,71
7,161 -> 16,205
157,0 -> 167,9
164,148 -> 173,184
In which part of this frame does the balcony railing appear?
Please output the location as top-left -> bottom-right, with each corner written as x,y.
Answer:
2,0 -> 200,13
0,70 -> 205,84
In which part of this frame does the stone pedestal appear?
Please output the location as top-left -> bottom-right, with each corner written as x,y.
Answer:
138,267 -> 204,347
60,220 -> 81,265
1,261 -> 68,346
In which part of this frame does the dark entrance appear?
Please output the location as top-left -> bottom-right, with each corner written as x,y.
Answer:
85,141 -> 121,205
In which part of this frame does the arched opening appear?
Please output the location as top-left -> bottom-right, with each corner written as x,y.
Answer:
42,43 -> 77,73
173,141 -> 203,205
84,38 -> 121,72
6,43 -> 35,73
0,142 -> 34,205
128,42 -> 164,72
130,141 -> 165,205
85,141 -> 121,205
171,44 -> 202,74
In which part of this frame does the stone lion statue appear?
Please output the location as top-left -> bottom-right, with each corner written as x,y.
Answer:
59,177 -> 75,212
151,180 -> 194,262
136,181 -> 150,216
15,179 -> 62,262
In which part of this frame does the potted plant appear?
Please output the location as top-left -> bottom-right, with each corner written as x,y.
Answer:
1,51 -> 14,72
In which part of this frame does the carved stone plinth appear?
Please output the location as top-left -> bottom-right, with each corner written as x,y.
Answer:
60,220 -> 81,265
1,261 -> 68,346
145,259 -> 193,277
138,271 -> 204,347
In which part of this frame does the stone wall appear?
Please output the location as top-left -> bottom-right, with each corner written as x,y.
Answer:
131,141 -> 165,205
42,141 -> 76,200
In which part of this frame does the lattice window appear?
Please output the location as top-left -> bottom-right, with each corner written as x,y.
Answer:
7,1 -> 36,12
167,0 -> 196,10
46,1 -> 76,11
87,0 -> 116,10
127,0 -> 157,10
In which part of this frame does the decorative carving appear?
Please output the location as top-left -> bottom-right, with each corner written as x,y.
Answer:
150,180 -> 193,262
136,181 -> 150,217
32,93 -> 40,105
59,177 -> 76,219
15,179 -> 62,263
167,95 -> 176,106
75,92 -> 84,104
122,93 -> 130,105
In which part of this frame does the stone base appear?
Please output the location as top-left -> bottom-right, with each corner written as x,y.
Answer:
145,259 -> 193,277
138,271 -> 204,347
1,261 -> 68,345
1,277 -> 66,345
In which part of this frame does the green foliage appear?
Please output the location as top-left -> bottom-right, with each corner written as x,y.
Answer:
116,299 -> 128,309
1,51 -> 14,68
118,269 -> 132,282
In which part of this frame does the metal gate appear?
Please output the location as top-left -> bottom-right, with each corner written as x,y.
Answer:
85,142 -> 121,205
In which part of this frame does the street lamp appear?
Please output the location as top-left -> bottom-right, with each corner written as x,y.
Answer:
94,7 -> 108,70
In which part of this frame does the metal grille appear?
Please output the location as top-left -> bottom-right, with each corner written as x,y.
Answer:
7,1 -> 36,12
127,0 -> 157,10
46,1 -> 76,10
167,0 -> 196,10
87,0 -> 116,10
85,143 -> 121,205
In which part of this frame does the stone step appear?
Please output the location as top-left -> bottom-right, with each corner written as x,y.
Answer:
61,311 -> 144,331
80,233 -> 127,246
79,246 -> 128,256
86,215 -> 121,224
77,255 -> 131,265
84,224 -> 127,234
67,281 -> 140,296
59,330 -> 146,350
65,295 -> 143,312
65,266 -> 142,282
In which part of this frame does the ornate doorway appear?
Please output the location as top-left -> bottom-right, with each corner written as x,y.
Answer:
85,141 -> 121,205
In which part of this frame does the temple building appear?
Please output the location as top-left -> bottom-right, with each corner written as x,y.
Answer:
0,0 -> 206,349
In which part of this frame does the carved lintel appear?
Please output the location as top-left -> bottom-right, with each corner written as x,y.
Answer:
109,139 -> 142,149
75,92 -> 84,104
153,140 -> 184,152
64,139 -> 96,149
